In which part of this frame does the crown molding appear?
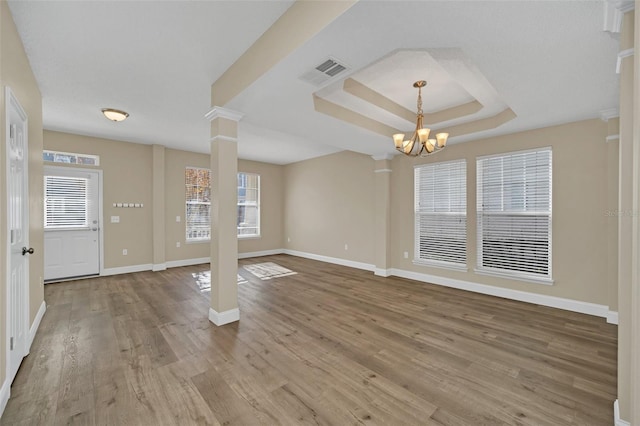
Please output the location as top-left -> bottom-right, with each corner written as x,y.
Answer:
604,0 -> 635,34
371,153 -> 396,161
616,48 -> 634,74
205,106 -> 244,122
600,108 -> 620,122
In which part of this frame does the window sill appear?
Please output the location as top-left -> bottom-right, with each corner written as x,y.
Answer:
186,239 -> 210,245
413,259 -> 468,272
238,235 -> 261,240
474,267 -> 554,285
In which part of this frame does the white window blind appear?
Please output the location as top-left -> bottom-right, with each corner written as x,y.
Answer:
476,148 -> 552,282
44,176 -> 88,228
185,167 -> 211,242
414,160 -> 467,268
237,173 -> 260,237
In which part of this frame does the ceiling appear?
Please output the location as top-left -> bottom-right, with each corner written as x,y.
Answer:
8,0 -> 621,165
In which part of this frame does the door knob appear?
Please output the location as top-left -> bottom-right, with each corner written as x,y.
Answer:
91,227 -> 98,231
22,247 -> 34,255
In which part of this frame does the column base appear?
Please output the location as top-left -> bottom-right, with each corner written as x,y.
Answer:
208,307 -> 240,326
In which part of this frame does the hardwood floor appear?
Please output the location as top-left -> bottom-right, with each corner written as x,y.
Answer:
1,254 -> 617,425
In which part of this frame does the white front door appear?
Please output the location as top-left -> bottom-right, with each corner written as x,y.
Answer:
44,167 -> 100,281
6,88 -> 30,384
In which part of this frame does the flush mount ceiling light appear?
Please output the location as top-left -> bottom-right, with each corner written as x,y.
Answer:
393,80 -> 448,157
101,108 -> 129,122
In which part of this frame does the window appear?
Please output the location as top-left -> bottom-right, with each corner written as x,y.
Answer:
476,148 -> 552,283
185,167 -> 211,242
43,150 -> 99,166
414,160 -> 467,269
237,173 -> 260,238
44,176 -> 88,228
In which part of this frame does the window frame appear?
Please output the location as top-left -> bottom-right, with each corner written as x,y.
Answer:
475,147 -> 553,285
185,166 -> 211,243
413,159 -> 467,271
237,172 -> 261,239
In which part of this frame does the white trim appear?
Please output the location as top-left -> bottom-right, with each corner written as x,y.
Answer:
152,263 -> 167,272
238,249 -> 284,259
205,106 -> 244,122
283,249 -> 375,272
474,267 -> 554,286
614,399 -> 630,426
413,259 -> 468,272
387,267 -> 610,318
166,257 -> 210,268
371,153 -> 395,161
607,310 -> 619,325
208,307 -> 240,326
210,135 -> 238,143
606,134 -> 620,143
600,108 -> 620,122
27,301 -> 46,352
374,168 -> 392,173
617,48 -> 634,74
374,268 -> 391,277
604,0 -> 634,33
0,378 -> 9,421
101,263 -> 152,276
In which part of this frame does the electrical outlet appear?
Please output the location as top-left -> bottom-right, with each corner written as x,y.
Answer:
122,249 -> 128,256
404,251 -> 409,259
176,216 -> 181,222
344,244 -> 348,250
176,242 -> 181,248
287,237 -> 291,242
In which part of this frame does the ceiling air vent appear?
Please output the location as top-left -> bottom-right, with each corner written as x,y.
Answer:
299,57 -> 349,87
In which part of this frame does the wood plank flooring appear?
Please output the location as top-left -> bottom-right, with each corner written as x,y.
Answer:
1,254 -> 617,425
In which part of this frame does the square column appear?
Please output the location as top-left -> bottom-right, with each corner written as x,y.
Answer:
372,154 -> 394,276
206,107 -> 243,326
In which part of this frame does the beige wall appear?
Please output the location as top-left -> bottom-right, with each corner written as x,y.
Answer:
44,131 -> 154,269
238,159 -> 284,254
283,120 -> 612,308
164,148 -> 210,262
390,119 -> 610,305
0,0 -> 44,393
43,135 -> 285,268
284,150 -> 375,265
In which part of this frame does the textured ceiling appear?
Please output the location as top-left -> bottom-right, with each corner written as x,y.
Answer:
9,0 -> 621,164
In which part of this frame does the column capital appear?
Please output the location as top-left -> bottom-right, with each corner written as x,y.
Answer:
205,106 -> 244,122
371,153 -> 396,161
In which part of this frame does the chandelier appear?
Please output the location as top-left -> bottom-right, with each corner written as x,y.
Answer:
392,80 -> 448,156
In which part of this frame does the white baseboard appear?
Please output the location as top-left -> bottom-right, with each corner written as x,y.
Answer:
614,399 -> 630,426
27,301 -> 46,353
0,377 -> 9,422
283,249 -> 375,272
238,249 -> 284,259
152,263 -> 167,272
607,310 -> 619,325
166,257 -> 210,268
208,307 -> 240,326
374,268 -> 391,277
387,268 -> 611,319
101,263 -> 152,276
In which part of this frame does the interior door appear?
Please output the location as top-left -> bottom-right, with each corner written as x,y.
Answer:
6,87 -> 30,384
44,167 -> 100,281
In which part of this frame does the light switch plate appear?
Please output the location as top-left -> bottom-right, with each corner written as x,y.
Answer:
111,216 -> 120,223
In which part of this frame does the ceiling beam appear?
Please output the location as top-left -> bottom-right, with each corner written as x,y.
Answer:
211,0 -> 358,107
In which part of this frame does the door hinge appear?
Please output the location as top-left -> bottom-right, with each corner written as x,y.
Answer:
10,337 -> 14,351
9,124 -> 15,140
